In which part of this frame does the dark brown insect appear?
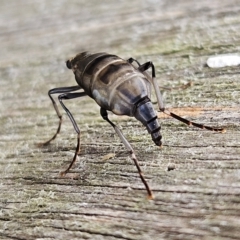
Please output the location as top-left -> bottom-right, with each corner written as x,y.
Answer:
39,52 -> 225,199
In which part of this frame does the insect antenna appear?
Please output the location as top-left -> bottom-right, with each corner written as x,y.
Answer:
137,61 -> 226,134
161,108 -> 226,133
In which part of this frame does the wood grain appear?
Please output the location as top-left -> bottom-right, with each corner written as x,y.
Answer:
0,0 -> 240,239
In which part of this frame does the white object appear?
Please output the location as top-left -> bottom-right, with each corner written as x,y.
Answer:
207,54 -> 240,68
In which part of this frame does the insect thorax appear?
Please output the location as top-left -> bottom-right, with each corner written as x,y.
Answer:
71,52 -> 152,116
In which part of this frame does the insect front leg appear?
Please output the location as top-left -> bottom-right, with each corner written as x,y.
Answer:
138,61 -> 225,133
38,86 -> 82,147
100,108 -> 154,199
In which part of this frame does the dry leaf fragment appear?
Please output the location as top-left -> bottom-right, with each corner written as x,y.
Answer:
101,153 -> 116,161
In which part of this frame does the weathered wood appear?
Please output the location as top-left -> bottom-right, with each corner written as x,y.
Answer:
0,0 -> 240,239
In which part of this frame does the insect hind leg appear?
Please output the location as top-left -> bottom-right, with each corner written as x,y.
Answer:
38,87 -> 87,175
57,91 -> 87,175
38,86 -> 82,147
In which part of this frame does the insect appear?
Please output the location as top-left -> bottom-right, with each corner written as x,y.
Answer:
39,52 -> 225,199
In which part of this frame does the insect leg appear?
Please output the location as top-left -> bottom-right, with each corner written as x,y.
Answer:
38,86 -> 82,146
57,92 -> 87,175
138,61 -> 226,133
129,58 -> 192,91
127,57 -> 141,66
100,107 -> 154,199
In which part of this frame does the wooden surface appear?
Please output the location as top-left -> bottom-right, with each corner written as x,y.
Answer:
0,0 -> 240,239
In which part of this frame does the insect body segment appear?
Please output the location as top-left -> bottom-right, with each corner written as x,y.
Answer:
67,52 -> 162,146
40,52 -> 225,199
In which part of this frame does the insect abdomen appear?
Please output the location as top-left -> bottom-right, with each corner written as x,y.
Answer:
134,99 -> 162,146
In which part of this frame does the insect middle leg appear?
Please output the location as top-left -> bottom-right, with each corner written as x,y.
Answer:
128,57 -> 192,91
100,107 -> 154,199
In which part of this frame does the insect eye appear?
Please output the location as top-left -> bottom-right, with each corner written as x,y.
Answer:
66,60 -> 72,69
